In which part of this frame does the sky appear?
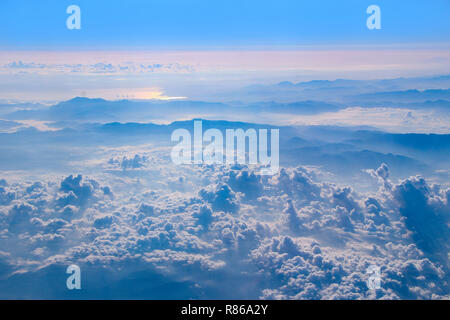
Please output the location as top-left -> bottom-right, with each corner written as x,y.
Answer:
0,0 -> 449,49
0,1 -> 450,101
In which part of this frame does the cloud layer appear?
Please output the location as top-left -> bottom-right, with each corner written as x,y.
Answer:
0,159 -> 448,299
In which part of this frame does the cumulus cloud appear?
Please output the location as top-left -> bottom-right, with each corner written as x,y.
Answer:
1,61 -> 194,75
0,185 -> 14,205
108,155 -> 148,170
393,176 -> 449,262
0,160 -> 448,299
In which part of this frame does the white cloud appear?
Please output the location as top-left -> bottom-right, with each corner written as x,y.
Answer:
0,160 -> 448,299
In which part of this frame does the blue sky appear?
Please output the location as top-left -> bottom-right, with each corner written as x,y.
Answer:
0,0 -> 449,49
0,1 -> 449,101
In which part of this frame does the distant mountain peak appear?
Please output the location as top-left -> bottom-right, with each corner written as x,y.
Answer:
65,97 -> 107,104
277,81 -> 295,87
